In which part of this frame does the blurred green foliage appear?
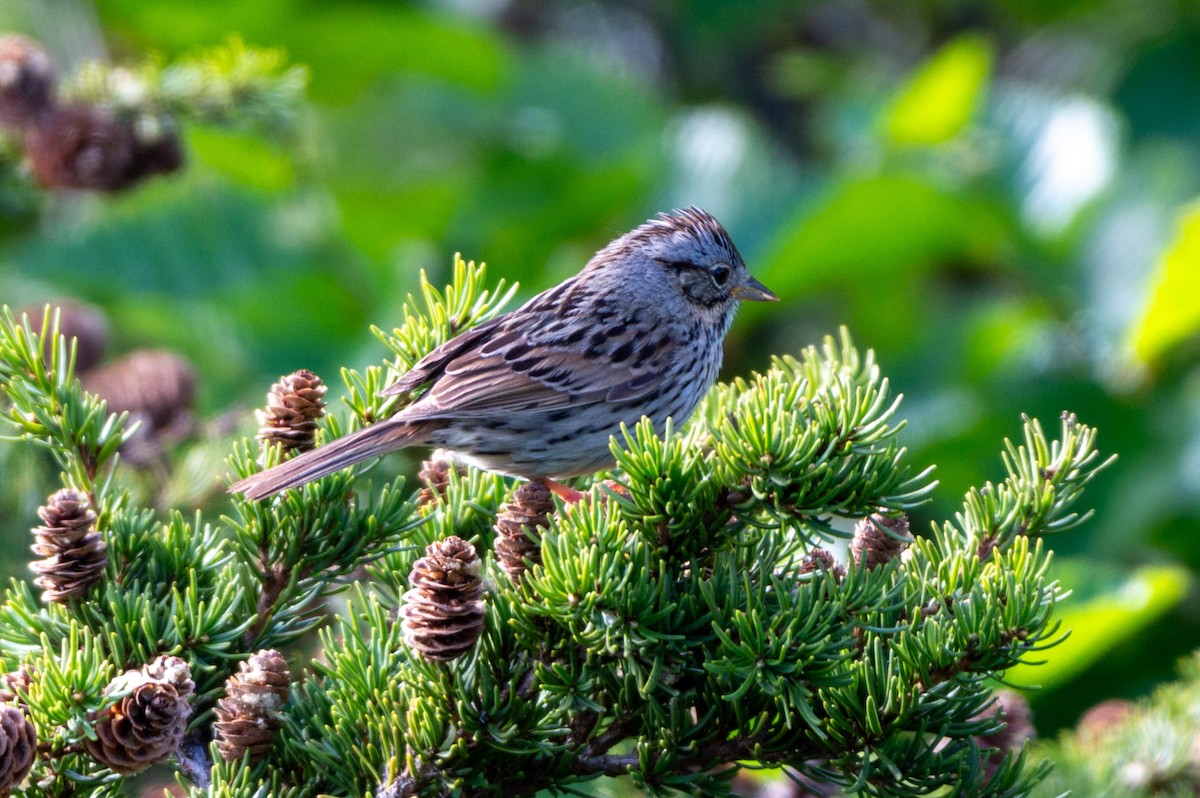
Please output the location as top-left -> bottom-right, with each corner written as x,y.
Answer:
1033,651 -> 1200,796
3,0 -> 1200,757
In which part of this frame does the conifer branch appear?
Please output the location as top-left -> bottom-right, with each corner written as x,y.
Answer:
0,261 -> 1115,797
63,37 -> 307,134
0,33 -> 307,199
0,307 -> 133,496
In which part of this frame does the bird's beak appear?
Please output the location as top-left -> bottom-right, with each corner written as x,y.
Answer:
733,276 -> 779,302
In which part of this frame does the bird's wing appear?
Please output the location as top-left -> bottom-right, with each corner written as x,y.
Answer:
385,280 -> 672,419
380,321 -> 500,397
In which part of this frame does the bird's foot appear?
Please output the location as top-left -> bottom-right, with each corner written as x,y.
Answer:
541,478 -> 629,504
543,478 -> 587,504
597,479 -> 631,500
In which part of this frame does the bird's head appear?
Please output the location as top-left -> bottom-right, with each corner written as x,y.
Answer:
624,207 -> 777,311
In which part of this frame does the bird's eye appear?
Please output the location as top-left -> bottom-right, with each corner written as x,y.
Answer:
711,265 -> 732,286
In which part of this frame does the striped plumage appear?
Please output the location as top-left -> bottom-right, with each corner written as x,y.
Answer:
230,207 -> 776,500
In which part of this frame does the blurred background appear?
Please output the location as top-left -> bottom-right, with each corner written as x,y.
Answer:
1,0 -> 1199,764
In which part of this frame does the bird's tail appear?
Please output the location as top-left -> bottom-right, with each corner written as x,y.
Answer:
228,420 -> 419,500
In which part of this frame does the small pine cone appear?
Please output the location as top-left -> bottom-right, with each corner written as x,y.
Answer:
1077,698 -> 1133,745
24,104 -> 138,191
213,649 -> 290,764
800,548 -> 846,579
0,668 -> 33,707
975,690 -> 1035,776
29,489 -> 108,604
417,451 -> 465,507
850,512 -> 911,570
143,655 -> 194,699
0,35 -> 55,128
125,125 -> 184,183
86,656 -> 192,775
0,705 -> 36,792
494,480 -> 554,582
81,349 -> 197,435
401,537 -> 485,662
17,299 -> 111,373
257,369 -> 327,455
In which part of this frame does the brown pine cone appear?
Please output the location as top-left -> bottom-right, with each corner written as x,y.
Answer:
29,489 -> 108,604
16,299 -> 111,374
974,690 -> 1035,777
213,649 -> 291,764
400,537 -> 485,662
416,451 -> 465,507
1076,698 -> 1133,745
494,480 -> 554,582
142,655 -> 195,699
0,35 -> 55,128
124,125 -> 184,183
849,512 -> 911,570
257,369 -> 327,455
0,668 -> 33,707
81,349 -> 198,469
86,656 -> 192,775
0,705 -> 36,792
799,548 -> 846,579
81,349 -> 197,436
24,103 -> 137,191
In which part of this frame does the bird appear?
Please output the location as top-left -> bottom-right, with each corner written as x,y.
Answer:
229,207 -> 777,501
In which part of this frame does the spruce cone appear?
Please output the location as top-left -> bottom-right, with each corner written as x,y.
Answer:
29,489 -> 108,603
800,548 -> 845,578
401,537 -> 485,662
417,451 -> 465,507
17,300 -> 110,373
0,668 -> 33,707
0,705 -> 36,792
86,655 -> 192,775
213,649 -> 291,764
975,690 -> 1035,777
124,126 -> 184,183
849,512 -> 911,570
257,369 -> 327,455
24,104 -> 137,191
0,35 -> 55,128
494,480 -> 554,582
142,655 -> 195,697
1077,699 -> 1133,744
81,348 -> 197,435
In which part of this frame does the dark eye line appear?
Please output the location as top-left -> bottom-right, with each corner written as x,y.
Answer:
656,258 -> 733,285
655,258 -> 697,272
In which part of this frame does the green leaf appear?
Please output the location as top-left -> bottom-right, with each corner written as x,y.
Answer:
1128,201 -> 1200,364
883,34 -> 994,146
1006,562 -> 1189,690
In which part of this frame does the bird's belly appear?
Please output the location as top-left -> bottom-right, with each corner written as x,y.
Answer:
427,394 -> 702,479
427,413 -> 622,478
